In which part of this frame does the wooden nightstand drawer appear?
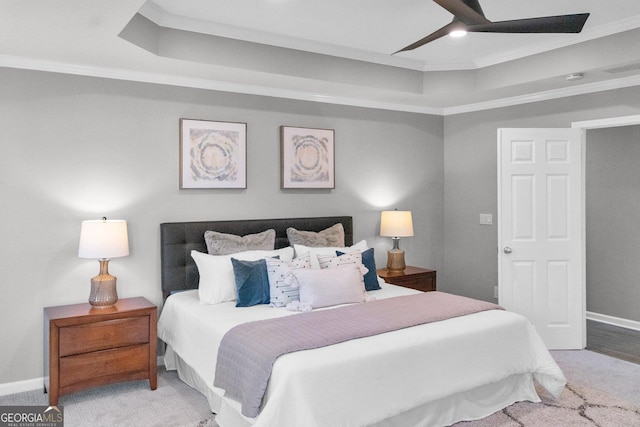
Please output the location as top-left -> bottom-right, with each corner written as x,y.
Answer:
59,344 -> 150,389
59,316 -> 149,356
394,275 -> 436,292
377,266 -> 437,292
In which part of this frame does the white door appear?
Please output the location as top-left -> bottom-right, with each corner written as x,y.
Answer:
498,128 -> 585,350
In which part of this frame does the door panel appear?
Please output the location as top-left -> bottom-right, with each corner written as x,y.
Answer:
512,175 -> 535,240
547,175 -> 569,239
498,128 -> 585,350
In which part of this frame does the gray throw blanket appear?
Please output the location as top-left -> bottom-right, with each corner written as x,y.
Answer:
214,291 -> 502,418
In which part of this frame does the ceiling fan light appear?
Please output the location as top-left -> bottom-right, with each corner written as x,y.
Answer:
450,29 -> 468,38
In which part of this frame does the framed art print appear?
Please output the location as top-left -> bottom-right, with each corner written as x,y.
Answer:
280,126 -> 335,189
180,119 -> 247,189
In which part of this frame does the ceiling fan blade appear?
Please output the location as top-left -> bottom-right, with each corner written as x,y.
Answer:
393,2 -> 589,55
467,13 -> 590,33
393,22 -> 459,53
433,0 -> 490,25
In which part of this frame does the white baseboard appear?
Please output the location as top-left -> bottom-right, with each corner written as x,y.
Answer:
587,311 -> 640,332
0,377 -> 43,397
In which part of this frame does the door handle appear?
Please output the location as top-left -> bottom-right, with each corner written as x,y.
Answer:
503,247 -> 513,254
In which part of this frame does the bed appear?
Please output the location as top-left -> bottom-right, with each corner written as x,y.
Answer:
158,216 -> 566,427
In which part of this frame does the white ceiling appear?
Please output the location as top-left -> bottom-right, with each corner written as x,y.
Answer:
143,0 -> 640,71
2,0 -> 640,115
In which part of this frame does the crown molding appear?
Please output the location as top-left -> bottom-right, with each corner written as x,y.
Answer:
0,54 -> 443,115
2,53 -> 640,117
442,74 -> 640,115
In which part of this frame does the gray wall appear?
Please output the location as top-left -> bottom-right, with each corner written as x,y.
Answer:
586,126 -> 640,321
443,87 -> 640,318
2,64 -> 639,386
0,67 -> 444,384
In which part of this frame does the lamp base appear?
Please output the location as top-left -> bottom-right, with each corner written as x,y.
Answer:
386,249 -> 406,272
89,259 -> 118,307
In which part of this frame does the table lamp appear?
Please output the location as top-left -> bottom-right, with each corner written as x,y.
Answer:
78,217 -> 129,307
380,210 -> 414,272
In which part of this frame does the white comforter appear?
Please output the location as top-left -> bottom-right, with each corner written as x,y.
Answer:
158,284 -> 566,427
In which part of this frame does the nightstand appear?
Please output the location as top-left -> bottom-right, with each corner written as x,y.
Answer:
377,266 -> 437,292
44,297 -> 157,405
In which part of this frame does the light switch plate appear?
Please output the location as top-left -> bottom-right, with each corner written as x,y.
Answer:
479,213 -> 493,225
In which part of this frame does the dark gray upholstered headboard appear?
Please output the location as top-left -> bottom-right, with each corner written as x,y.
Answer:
160,216 -> 353,299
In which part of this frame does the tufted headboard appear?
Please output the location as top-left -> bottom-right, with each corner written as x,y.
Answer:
160,216 -> 353,300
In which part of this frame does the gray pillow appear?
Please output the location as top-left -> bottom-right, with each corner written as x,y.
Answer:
286,223 -> 345,247
205,229 -> 276,255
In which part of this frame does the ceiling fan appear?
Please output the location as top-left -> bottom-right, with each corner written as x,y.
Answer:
395,0 -> 590,53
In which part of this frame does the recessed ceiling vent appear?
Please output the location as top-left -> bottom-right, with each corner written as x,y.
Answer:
602,63 -> 640,74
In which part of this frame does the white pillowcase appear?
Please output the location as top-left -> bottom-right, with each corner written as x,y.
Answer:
294,266 -> 367,309
294,240 -> 368,269
192,247 -> 294,304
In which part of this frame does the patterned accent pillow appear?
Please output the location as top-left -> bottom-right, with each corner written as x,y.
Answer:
205,229 -> 275,255
317,250 -> 369,277
266,253 -> 311,307
336,248 -> 381,291
286,223 -> 344,247
293,239 -> 368,269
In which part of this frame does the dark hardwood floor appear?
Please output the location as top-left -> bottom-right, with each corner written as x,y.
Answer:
586,319 -> 640,365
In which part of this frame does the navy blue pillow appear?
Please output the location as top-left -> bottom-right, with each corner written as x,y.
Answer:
336,247 -> 381,291
231,258 -> 270,307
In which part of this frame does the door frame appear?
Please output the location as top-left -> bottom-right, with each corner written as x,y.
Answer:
571,114 -> 640,331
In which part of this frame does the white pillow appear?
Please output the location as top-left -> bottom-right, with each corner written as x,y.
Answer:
317,250 -> 369,277
266,253 -> 311,307
192,247 -> 294,304
294,266 -> 367,309
294,239 -> 368,269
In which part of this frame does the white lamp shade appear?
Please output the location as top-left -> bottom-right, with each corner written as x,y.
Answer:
380,211 -> 414,237
78,219 -> 129,259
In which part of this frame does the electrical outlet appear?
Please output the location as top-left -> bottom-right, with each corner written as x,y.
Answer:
479,214 -> 493,225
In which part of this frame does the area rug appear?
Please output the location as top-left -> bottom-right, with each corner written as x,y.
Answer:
188,382 -> 640,427
183,419 -> 218,427
455,382 -> 640,426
